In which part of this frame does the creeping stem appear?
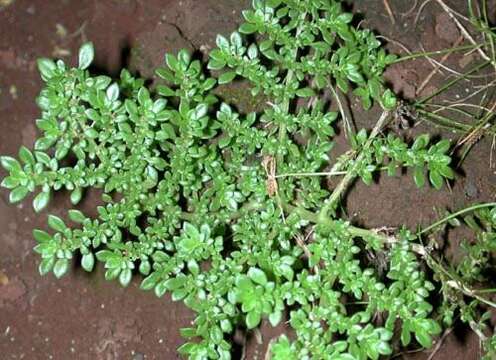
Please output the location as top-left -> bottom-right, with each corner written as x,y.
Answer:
318,111 -> 391,221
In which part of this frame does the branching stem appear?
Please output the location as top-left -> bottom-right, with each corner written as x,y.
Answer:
417,202 -> 496,235
318,111 -> 390,221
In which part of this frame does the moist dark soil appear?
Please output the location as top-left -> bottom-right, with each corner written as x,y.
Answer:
0,0 -> 494,359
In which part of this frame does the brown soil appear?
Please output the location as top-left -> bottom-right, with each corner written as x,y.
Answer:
0,0 -> 494,359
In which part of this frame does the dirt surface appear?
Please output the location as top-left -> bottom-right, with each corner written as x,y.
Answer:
0,0 -> 494,359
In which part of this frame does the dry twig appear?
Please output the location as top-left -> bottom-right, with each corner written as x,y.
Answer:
262,155 -> 278,198
383,0 -> 396,24
416,35 -> 465,96
434,0 -> 494,69
426,328 -> 453,360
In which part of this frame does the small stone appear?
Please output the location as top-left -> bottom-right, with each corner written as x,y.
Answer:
133,352 -> 145,360
0,271 -> 9,286
9,85 -> 17,100
464,180 -> 478,198
0,277 -> 26,304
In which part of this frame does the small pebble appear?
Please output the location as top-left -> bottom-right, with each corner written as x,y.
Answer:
9,85 -> 17,99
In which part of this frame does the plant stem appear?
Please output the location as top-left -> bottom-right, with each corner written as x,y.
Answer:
318,111 -> 391,221
228,200 -> 264,220
290,202 -> 496,310
446,280 -> 496,309
417,202 -> 496,235
275,170 -> 348,178
415,61 -> 490,106
276,15 -> 306,166
391,43 -> 487,64
415,109 -> 491,134
434,0 -> 495,68
330,85 -> 355,139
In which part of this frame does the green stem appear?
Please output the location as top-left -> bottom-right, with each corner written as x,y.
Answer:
415,61 -> 490,106
318,111 -> 391,221
289,203 -> 496,309
330,85 -> 355,139
416,109 -> 472,132
276,15 -> 306,165
417,202 -> 496,236
229,200 -> 263,221
391,43 -> 488,64
275,170 -> 348,178
276,164 -> 405,179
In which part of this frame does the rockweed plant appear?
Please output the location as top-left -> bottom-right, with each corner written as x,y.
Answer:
1,0 -> 495,359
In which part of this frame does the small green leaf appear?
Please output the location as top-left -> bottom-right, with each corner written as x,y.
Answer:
139,260 -> 151,275
141,273 -> 160,290
9,186 -> 29,203
33,190 -> 50,213
269,310 -> 282,326
192,103 -> 208,120
1,176 -> 19,189
48,215 -> 67,232
37,58 -> 57,80
218,71 -> 236,85
155,280 -> 168,297
39,257 -> 55,276
381,89 -> 397,110
401,326 -> 412,346
78,42 -> 95,70
246,311 -> 261,329
247,267 -> 267,286
53,258 -> 69,279
216,34 -> 230,50
438,165 -> 454,179
106,83 -> 120,102
239,23 -> 258,34
435,139 -> 451,153
166,54 -> 179,71
33,229 -> 51,243
368,79 -> 382,99
70,188 -> 83,205
68,209 -> 86,223
19,146 -> 35,165
157,85 -> 176,97
345,64 -> 364,83
412,134 -> 430,150
178,49 -> 191,67
429,170 -> 443,190
81,253 -> 95,272
119,268 -> 132,287
1,156 -> 21,172
156,67 -> 175,82
84,128 -> 98,139
296,88 -> 315,98
377,341 -> 392,355
105,268 -> 121,281
247,43 -> 258,59
413,167 -> 425,188
414,329 -> 433,348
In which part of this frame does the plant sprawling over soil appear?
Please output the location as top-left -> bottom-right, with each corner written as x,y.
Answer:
1,0 -> 496,359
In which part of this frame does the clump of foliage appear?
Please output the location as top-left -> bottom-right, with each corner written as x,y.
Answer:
1,0 -> 495,359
